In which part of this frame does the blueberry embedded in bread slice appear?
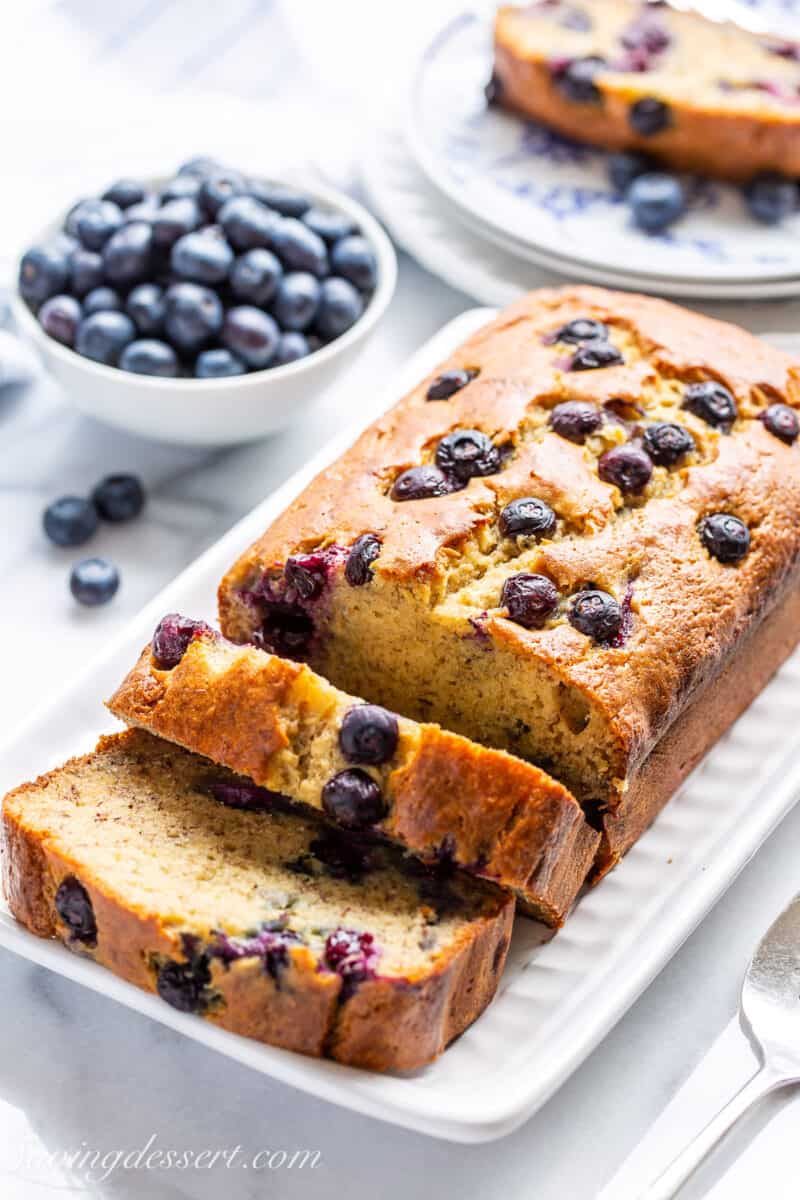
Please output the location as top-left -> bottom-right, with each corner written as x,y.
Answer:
1,729 -> 513,1072
106,616 -> 599,926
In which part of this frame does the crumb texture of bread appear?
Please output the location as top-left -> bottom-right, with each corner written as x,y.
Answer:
493,0 -> 800,180
108,632 -> 598,924
217,285 -> 800,860
1,730 -> 513,1072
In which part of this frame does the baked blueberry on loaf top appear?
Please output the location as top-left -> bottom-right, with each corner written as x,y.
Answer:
2,730 -> 512,1072
107,616 -> 598,925
491,0 -> 800,181
218,285 -> 800,870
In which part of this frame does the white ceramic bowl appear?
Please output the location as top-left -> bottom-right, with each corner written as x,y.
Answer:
12,178 -> 397,446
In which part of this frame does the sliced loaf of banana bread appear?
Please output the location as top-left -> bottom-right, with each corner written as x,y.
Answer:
491,0 -> 800,181
217,285 -> 800,872
2,729 -> 513,1072
106,615 -> 598,925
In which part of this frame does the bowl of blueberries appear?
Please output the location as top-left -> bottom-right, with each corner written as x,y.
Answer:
14,157 -> 397,446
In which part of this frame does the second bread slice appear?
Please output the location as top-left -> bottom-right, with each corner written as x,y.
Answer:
107,615 -> 599,925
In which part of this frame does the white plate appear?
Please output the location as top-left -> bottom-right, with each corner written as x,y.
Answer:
362,122 -> 800,301
3,309 -> 800,1144
407,9 -> 800,286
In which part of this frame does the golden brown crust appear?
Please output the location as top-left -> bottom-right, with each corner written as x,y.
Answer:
1,731 -> 514,1073
493,2 -> 800,181
107,637 -> 598,924
217,285 -> 800,808
598,577 -> 800,874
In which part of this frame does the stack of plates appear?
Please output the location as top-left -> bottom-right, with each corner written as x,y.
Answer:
362,1 -> 800,303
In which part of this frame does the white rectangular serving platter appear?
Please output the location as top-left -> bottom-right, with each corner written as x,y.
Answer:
3,308 -> 800,1144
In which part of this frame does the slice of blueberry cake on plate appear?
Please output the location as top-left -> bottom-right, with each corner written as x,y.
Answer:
490,0 -> 800,181
107,614 -> 598,926
1,729 -> 512,1071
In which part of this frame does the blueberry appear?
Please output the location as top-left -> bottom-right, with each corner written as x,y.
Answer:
160,175 -> 203,204
164,283 -> 223,352
436,428 -> 502,482
629,97 -> 671,136
43,496 -> 98,547
549,401 -> 604,443
102,221 -> 153,285
628,172 -> 686,233
569,339 -> 624,370
102,179 -> 146,209
302,207 -> 358,244
426,368 -> 479,400
324,928 -> 379,995
70,557 -> 120,606
682,381 -> 737,431
121,198 -> 160,225
195,348 -> 247,378
743,172 -> 798,225
272,332 -> 311,365
759,402 -> 800,444
207,782 -> 283,813
271,218 -> 328,277
501,572 -> 559,629
39,295 -> 82,346
222,306 -> 280,369
177,155 -> 221,179
152,613 -> 211,668
152,198 -> 202,250
75,311 -> 136,365
120,339 -> 179,377
567,589 -> 622,644
345,534 -> 381,586
330,235 -> 377,291
55,876 -> 96,944
230,247 -> 282,305
171,230 -> 233,284
82,286 -> 122,316
553,317 -> 608,345
271,272 -> 320,330
339,705 -> 399,765
259,607 -> 314,658
391,465 -> 452,501
553,56 -> 606,103
314,277 -> 363,339
156,957 -> 212,1013
698,513 -> 750,563
642,422 -> 695,465
218,196 -> 279,251
68,248 -> 104,297
126,283 -> 166,335
598,443 -> 653,493
498,497 -> 557,540
198,169 -> 246,217
19,245 -> 70,308
484,70 -> 503,106
92,473 -> 145,522
283,551 -> 335,600
322,769 -> 386,829
72,199 -> 124,250
608,151 -> 655,195
52,231 -> 80,257
247,181 -> 310,217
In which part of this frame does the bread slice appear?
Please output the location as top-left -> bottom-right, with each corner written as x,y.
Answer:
2,729 -> 513,1072
492,0 -> 800,181
107,615 -> 598,925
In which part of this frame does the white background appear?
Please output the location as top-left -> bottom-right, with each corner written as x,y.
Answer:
2,2 -> 800,1196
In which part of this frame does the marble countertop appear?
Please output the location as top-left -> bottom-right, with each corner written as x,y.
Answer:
3,2 -> 800,1197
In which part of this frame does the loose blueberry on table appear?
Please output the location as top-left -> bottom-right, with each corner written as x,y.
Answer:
70,558 -> 120,606
20,157 -> 378,376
